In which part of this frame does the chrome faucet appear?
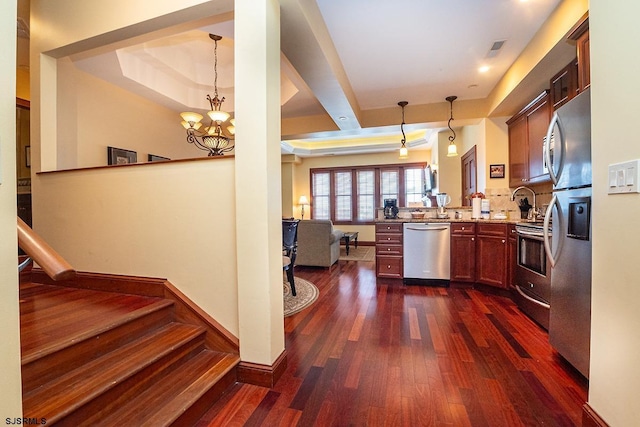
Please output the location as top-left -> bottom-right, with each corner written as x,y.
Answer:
510,186 -> 537,218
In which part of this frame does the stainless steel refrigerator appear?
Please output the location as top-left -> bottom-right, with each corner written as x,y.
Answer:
543,87 -> 592,378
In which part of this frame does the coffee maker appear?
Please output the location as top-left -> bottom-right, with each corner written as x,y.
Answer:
435,193 -> 451,218
383,199 -> 399,219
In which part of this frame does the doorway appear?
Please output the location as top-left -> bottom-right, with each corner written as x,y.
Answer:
461,146 -> 477,206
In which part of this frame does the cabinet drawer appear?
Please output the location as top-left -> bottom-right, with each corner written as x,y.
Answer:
375,233 -> 403,245
477,223 -> 507,237
451,222 -> 475,235
376,255 -> 403,278
376,244 -> 403,256
375,223 -> 403,233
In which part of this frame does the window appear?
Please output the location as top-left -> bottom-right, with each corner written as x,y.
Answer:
310,163 -> 426,224
357,170 -> 375,221
405,168 -> 424,205
312,172 -> 330,220
335,171 -> 352,221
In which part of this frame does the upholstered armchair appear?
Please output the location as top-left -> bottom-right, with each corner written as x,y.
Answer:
295,219 -> 344,267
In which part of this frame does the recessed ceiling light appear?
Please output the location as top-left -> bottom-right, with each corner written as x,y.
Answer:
478,65 -> 490,73
338,116 -> 348,121
468,84 -> 479,89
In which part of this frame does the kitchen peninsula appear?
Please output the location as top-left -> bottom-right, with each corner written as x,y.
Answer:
375,212 -> 519,295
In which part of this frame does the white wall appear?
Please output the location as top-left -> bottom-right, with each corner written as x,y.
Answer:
588,2 -> 640,425
0,0 -> 24,417
35,159 -> 239,334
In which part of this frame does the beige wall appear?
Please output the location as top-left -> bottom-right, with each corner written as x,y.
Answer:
437,131 -> 463,205
35,159 -> 239,335
56,58 -> 193,170
589,2 -> 640,425
483,118 -> 510,190
1,0 -> 24,417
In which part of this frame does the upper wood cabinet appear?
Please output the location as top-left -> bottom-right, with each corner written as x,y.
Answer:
507,91 -> 551,187
569,15 -> 590,93
550,59 -> 579,110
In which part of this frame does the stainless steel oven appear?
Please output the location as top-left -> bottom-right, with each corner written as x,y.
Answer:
514,223 -> 551,329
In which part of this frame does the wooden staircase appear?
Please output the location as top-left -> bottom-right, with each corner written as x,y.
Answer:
20,275 -> 240,426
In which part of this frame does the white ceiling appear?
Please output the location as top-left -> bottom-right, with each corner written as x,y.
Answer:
20,0 -> 566,156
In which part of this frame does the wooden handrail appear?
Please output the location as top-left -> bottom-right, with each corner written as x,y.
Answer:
17,217 -> 76,281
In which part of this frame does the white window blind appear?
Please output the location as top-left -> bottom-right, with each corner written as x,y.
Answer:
312,172 -> 330,220
380,170 -> 399,206
357,170 -> 375,221
405,167 -> 424,205
334,171 -> 352,221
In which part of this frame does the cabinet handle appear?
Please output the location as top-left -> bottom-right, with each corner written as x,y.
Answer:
387,226 -> 391,230
387,248 -> 391,251
471,237 -> 474,241
387,237 -> 391,240
462,227 -> 465,231
502,239 -> 505,243
511,229 -> 516,233
387,265 -> 391,269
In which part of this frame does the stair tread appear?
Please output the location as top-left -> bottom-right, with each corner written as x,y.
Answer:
23,322 -> 205,421
21,283 -> 174,364
96,350 -> 240,426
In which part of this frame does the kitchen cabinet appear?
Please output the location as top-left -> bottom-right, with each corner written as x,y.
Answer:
507,91 -> 551,187
450,222 -> 475,283
375,223 -> 403,279
507,224 -> 517,289
550,59 -> 579,110
568,15 -> 590,93
476,223 -> 508,289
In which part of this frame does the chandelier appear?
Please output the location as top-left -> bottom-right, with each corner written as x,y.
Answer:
179,34 -> 235,156
445,96 -> 458,157
398,101 -> 409,159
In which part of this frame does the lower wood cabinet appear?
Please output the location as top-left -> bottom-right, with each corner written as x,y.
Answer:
475,223 -> 508,289
375,223 -> 403,279
507,224 -> 517,289
450,222 -> 475,283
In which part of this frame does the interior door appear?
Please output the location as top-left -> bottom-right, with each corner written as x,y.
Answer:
461,146 -> 477,206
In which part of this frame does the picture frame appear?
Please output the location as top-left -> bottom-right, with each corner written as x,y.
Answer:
148,154 -> 170,162
108,146 -> 137,165
490,164 -> 505,179
25,146 -> 31,168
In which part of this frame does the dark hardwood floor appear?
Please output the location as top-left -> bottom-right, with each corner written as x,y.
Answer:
197,260 -> 588,426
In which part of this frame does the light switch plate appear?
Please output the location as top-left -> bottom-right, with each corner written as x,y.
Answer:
608,159 -> 640,194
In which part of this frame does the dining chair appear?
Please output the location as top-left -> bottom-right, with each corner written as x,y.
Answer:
282,219 -> 300,296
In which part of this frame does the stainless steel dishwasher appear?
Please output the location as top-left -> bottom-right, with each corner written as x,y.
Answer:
403,222 -> 450,286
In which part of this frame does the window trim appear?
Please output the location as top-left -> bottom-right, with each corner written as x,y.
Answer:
310,162 -> 427,225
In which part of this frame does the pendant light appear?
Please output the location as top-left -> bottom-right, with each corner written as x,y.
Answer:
446,96 -> 458,157
179,34 -> 234,156
398,101 -> 409,159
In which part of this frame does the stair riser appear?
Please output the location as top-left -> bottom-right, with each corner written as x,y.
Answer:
169,367 -> 237,427
53,334 -> 206,426
22,305 -> 175,393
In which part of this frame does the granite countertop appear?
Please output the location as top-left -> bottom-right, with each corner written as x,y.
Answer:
376,217 -> 523,224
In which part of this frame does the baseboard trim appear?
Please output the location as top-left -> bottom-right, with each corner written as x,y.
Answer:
237,350 -> 287,388
583,403 -> 610,427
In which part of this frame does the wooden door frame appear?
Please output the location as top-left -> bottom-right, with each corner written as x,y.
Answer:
461,146 -> 477,206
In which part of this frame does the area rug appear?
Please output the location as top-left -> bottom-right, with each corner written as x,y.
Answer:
283,277 -> 319,317
339,246 -> 375,262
